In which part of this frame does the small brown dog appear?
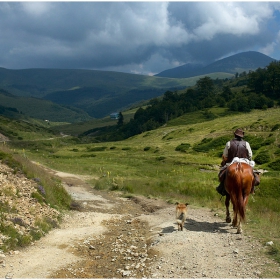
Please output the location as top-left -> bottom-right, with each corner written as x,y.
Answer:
175,202 -> 189,231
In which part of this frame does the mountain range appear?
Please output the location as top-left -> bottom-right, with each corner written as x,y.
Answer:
155,51 -> 275,78
0,51 -> 277,122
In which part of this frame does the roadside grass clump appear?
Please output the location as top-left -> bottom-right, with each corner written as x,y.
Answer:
0,220 -> 32,250
0,149 -> 22,173
35,217 -> 57,234
0,201 -> 17,214
267,246 -> 280,264
31,191 -> 45,204
1,145 -> 72,211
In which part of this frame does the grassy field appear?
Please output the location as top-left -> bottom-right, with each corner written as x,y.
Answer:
5,106 -> 280,270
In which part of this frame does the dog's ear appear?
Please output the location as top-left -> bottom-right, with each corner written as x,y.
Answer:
175,202 -> 179,205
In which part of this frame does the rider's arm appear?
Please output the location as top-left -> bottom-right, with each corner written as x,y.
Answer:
246,142 -> 253,160
221,141 -> 230,165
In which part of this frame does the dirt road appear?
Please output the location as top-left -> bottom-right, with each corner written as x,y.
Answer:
1,169 -> 279,278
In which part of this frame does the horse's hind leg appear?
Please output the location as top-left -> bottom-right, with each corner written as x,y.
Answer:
237,220 -> 242,234
225,194 -> 231,223
232,205 -> 238,227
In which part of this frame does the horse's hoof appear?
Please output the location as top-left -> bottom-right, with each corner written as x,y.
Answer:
226,217 -> 231,223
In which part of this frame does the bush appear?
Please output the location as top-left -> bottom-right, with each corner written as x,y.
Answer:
87,146 -> 107,151
245,135 -> 265,150
193,136 -> 228,153
268,159 -> 280,171
156,156 -> 166,161
80,154 -> 96,158
271,124 -> 280,131
254,150 -> 270,164
175,143 -> 191,152
122,147 -> 131,151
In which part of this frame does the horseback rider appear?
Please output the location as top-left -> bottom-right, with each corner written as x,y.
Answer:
216,128 -> 260,196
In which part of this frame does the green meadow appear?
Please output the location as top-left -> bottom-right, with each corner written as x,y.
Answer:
3,106 -> 280,271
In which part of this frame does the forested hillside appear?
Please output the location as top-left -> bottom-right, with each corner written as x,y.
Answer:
81,61 -> 280,141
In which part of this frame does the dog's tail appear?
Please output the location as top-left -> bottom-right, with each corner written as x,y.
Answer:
177,212 -> 186,223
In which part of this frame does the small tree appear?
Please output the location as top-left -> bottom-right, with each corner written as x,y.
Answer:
117,112 -> 124,126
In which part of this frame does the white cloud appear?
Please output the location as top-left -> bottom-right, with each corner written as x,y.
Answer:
259,31 -> 280,57
21,2 -> 52,17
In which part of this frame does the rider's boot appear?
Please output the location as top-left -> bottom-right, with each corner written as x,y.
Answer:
216,181 -> 226,196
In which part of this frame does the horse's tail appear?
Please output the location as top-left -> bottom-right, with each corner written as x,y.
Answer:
235,162 -> 245,221
230,162 -> 246,221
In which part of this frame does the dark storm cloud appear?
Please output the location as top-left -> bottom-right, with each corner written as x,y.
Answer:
0,2 -> 279,75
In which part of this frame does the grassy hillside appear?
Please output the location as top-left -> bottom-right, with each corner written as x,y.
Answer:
0,67 -> 233,119
0,90 -> 92,122
156,51 -> 275,78
0,115 -> 61,141
0,68 -> 233,98
2,106 -> 280,273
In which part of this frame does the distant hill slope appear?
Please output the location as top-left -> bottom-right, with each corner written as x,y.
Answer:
0,68 -> 192,98
0,90 -> 92,123
155,51 -> 276,78
0,67 -> 232,119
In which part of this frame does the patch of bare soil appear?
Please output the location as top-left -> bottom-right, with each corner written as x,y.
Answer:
1,168 -> 280,279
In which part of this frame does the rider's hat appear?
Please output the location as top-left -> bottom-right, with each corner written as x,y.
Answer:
234,128 -> 244,138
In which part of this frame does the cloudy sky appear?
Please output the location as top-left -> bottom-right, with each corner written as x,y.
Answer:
1,1 -> 280,75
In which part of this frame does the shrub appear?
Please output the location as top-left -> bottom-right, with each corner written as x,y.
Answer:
175,143 -> 191,152
122,147 -> 131,151
80,154 -> 96,158
245,135 -> 264,150
254,150 -> 270,164
193,136 -> 228,153
271,124 -> 280,131
87,146 -> 107,151
156,156 -> 166,161
262,137 -> 275,146
268,159 -> 280,171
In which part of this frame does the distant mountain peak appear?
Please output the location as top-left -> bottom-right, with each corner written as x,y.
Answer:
155,51 -> 276,79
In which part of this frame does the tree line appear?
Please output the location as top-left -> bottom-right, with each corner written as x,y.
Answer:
85,61 -> 279,141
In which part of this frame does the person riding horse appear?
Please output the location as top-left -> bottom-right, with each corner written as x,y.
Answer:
216,128 -> 260,196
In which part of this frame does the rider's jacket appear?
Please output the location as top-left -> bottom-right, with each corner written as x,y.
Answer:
225,139 -> 249,164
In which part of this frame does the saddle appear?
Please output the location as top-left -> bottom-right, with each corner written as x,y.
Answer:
218,157 -> 260,186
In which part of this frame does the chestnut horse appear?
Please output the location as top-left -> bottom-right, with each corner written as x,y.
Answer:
224,161 -> 254,234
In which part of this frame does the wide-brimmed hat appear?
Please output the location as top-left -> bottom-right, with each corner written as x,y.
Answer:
234,128 -> 244,138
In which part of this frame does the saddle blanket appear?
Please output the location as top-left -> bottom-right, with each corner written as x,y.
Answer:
229,157 -> 255,168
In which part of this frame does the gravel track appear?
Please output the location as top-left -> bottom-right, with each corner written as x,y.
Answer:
1,169 -> 279,279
